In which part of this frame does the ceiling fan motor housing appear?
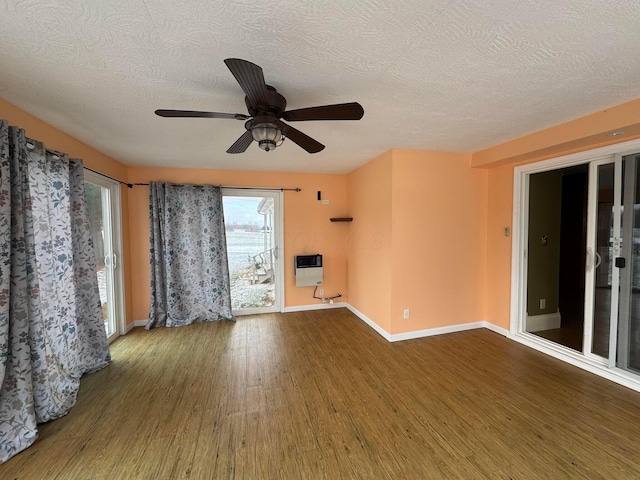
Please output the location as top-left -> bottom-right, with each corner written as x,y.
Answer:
245,85 -> 287,117
244,86 -> 287,151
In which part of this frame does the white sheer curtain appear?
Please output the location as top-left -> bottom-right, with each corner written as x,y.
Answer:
0,120 -> 110,463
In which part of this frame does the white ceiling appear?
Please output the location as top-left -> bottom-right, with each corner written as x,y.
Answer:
1,0 -> 640,174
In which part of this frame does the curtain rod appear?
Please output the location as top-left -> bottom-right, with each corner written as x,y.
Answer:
24,142 -> 301,192
134,183 -> 301,192
83,166 -> 301,192
84,166 -> 136,188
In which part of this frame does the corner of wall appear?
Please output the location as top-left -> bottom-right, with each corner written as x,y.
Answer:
346,152 -> 394,332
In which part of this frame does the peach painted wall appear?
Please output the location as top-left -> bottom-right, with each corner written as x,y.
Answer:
347,149 -> 488,335
346,152 -> 393,332
126,167 -> 348,321
1,98 -> 133,324
479,96 -> 640,330
484,164 -> 514,330
390,150 -> 487,334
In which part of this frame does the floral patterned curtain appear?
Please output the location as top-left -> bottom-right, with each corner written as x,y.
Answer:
0,121 -> 111,464
147,182 -> 235,329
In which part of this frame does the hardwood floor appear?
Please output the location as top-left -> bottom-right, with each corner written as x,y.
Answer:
4,308 -> 640,479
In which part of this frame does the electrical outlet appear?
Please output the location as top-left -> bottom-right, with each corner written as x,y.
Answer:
403,309 -> 410,319
539,298 -> 546,309
319,289 -> 324,296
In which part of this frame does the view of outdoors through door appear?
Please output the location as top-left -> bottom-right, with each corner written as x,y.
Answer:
84,176 -> 118,340
223,192 -> 280,312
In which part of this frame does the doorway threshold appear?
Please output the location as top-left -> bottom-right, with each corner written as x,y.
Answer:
511,331 -> 640,393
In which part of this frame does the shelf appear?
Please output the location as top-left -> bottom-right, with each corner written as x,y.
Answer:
330,217 -> 353,222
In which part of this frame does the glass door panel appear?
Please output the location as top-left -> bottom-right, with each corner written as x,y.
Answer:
84,175 -> 119,341
616,154 -> 640,373
591,163 -> 615,358
222,190 -> 282,314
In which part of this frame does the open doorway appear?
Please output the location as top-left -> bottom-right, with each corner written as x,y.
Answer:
526,164 -> 588,351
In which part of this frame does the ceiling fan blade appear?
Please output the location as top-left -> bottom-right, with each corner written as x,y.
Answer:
282,102 -> 364,122
155,109 -> 249,120
274,120 -> 325,154
226,130 -> 254,154
224,58 -> 270,110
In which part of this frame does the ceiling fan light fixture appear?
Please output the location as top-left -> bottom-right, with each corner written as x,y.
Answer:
249,116 -> 283,152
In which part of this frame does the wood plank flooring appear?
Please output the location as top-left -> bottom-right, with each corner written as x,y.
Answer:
3,308 -> 640,479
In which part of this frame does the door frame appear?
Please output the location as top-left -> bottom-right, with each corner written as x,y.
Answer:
510,137 -> 640,392
222,188 -> 285,315
84,169 -> 126,343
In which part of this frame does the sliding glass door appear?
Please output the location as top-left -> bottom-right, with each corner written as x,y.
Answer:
613,153 -> 640,374
222,189 -> 283,315
587,153 -> 640,373
84,171 -> 124,342
518,148 -> 640,385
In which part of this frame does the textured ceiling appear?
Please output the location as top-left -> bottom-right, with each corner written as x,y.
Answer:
1,0 -> 640,174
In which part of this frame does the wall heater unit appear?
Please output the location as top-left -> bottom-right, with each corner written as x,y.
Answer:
295,254 -> 323,287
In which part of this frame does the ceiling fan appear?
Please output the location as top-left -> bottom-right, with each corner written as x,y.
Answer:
155,58 -> 364,154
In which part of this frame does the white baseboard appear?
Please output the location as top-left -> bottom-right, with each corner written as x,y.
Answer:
346,304 -> 511,343
526,311 -> 561,332
389,322 -> 486,342
345,304 -> 392,341
282,302 -> 347,313
482,321 -> 511,337
125,319 -> 148,333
